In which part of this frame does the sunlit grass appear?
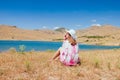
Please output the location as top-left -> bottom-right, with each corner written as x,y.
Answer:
0,49 -> 120,80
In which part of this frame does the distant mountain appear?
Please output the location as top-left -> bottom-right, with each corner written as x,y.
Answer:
77,25 -> 120,46
0,25 -> 63,41
0,24 -> 120,45
77,25 -> 120,36
54,27 -> 66,32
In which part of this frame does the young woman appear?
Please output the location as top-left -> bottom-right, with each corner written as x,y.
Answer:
51,29 -> 80,66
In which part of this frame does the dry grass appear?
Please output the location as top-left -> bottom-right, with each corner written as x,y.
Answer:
0,49 -> 120,80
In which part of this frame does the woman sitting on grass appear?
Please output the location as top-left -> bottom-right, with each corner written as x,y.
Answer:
51,29 -> 80,66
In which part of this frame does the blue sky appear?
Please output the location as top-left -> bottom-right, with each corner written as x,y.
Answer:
0,0 -> 120,30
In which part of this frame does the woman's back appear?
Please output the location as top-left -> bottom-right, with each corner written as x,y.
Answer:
60,40 -> 79,66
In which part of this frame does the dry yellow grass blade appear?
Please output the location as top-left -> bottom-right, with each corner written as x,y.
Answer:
0,49 -> 120,80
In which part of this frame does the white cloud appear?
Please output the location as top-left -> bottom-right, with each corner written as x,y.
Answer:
91,24 -> 101,26
53,27 -> 60,30
42,26 -> 47,29
91,19 -> 97,22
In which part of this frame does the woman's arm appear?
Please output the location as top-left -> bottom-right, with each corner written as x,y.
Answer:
51,48 -> 60,60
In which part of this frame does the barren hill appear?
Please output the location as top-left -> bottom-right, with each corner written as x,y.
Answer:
77,25 -> 120,46
0,25 -> 63,41
77,25 -> 120,36
0,24 -> 120,46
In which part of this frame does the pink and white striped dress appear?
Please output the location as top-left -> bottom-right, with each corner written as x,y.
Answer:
60,40 -> 79,66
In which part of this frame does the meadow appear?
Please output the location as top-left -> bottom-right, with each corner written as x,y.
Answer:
0,48 -> 120,80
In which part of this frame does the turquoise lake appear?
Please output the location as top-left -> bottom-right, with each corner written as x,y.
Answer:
0,40 -> 120,52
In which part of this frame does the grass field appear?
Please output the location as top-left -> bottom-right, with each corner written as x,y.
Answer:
0,49 -> 120,80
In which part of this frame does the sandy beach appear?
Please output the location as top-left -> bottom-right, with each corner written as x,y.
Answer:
0,49 -> 120,80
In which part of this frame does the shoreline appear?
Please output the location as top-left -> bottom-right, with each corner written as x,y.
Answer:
0,39 -> 120,47
0,25 -> 120,46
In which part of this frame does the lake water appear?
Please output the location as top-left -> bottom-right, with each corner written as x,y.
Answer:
0,40 -> 120,52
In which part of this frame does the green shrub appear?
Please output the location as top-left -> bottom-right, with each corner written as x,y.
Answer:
94,58 -> 100,68
108,62 -> 111,70
24,60 -> 31,72
52,38 -> 63,41
29,49 -> 35,54
82,36 -> 105,39
0,69 -> 4,76
117,61 -> 120,69
117,63 -> 120,69
46,49 -> 55,53
19,45 -> 26,54
85,40 -> 89,42
9,47 -> 16,53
